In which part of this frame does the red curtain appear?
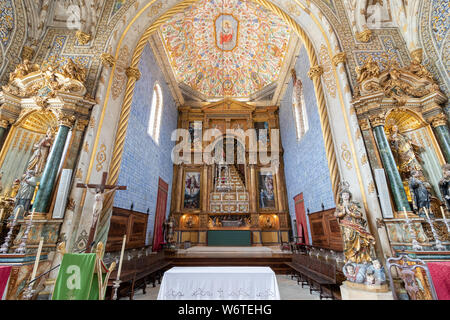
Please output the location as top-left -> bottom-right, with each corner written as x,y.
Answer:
294,193 -> 309,245
152,178 -> 168,252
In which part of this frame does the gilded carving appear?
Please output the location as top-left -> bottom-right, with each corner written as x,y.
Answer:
429,113 -> 448,128
332,52 -> 346,66
361,154 -> 368,165
0,120 -> 10,129
369,113 -> 386,127
96,143 -> 107,172
75,31 -> 92,45
83,142 -> 89,153
111,45 -> 130,100
368,181 -> 375,194
307,65 -> 323,79
76,119 -> 90,131
61,59 -> 87,83
100,53 -> 116,68
75,168 -> 83,180
21,46 -> 35,61
355,29 -> 372,43
410,48 -> 423,64
355,56 -> 380,84
319,45 -> 336,98
57,112 -> 76,128
125,67 -> 141,81
66,198 -> 76,211
341,143 -> 352,169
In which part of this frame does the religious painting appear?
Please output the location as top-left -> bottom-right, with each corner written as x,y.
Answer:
215,14 -> 239,51
254,121 -> 270,144
258,169 -> 276,210
183,170 -> 201,210
188,121 -> 202,148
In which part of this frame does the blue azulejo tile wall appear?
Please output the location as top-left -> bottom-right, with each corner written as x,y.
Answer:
113,43 -> 178,245
279,45 -> 335,243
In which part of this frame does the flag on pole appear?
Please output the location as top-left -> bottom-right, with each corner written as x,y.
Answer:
0,266 -> 11,300
52,253 -> 99,300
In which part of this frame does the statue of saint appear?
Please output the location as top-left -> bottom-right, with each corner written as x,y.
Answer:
438,164 -> 450,210
334,182 -> 376,264
8,59 -> 40,83
163,216 -> 175,244
409,170 -> 431,215
27,128 -> 55,176
388,125 -> 425,181
61,59 -> 86,83
355,56 -> 380,83
14,170 -> 38,212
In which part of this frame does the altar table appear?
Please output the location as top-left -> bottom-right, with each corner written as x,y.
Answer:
157,267 -> 280,300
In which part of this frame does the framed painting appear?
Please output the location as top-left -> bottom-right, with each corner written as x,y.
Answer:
183,169 -> 202,211
214,14 -> 239,51
257,168 -> 277,210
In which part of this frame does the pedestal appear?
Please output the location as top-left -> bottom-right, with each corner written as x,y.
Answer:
340,281 -> 394,300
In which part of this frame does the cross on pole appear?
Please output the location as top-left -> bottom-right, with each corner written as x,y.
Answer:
77,172 -> 127,253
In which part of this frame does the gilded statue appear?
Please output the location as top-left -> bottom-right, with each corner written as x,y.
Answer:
9,179 -> 20,199
408,59 -> 433,81
355,56 -> 380,83
388,124 -> 425,181
27,128 -> 55,176
8,59 -> 40,83
334,182 -> 376,264
61,59 -> 86,83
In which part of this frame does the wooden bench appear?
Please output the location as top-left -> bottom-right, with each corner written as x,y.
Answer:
107,251 -> 172,300
285,253 -> 344,300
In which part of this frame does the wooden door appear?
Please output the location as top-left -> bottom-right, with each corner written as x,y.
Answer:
294,193 -> 309,245
152,178 -> 169,252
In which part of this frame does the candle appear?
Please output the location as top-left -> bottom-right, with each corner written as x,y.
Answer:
30,208 -> 35,221
403,207 -> 408,219
117,235 -> 127,280
0,208 -> 4,221
30,237 -> 44,283
441,206 -> 447,219
423,208 -> 430,220
14,207 -> 20,221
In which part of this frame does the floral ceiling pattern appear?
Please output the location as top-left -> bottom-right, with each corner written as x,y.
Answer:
160,0 -> 291,98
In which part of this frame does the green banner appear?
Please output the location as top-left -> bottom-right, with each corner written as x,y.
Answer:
52,253 -> 99,300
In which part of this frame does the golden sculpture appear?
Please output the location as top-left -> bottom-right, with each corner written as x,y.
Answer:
388,124 -> 425,181
8,59 -> 40,83
61,59 -> 87,83
334,182 -> 376,264
407,59 -> 433,81
356,30 -> 372,43
355,56 -> 380,83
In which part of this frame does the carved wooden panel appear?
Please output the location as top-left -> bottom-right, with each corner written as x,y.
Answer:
106,207 -> 148,252
308,208 -> 343,251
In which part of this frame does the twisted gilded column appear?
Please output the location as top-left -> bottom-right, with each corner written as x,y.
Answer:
429,113 -> 450,162
33,113 -> 76,213
370,114 -> 411,211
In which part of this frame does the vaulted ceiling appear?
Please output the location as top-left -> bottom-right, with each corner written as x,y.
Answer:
151,0 -> 300,107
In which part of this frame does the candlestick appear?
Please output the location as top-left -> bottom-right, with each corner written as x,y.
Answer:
403,207 -> 408,219
426,209 -> 446,251
117,235 -> 126,279
14,207 -> 20,220
441,206 -> 450,233
30,237 -> 44,281
440,206 -> 447,219
423,208 -> 430,220
403,207 -> 423,251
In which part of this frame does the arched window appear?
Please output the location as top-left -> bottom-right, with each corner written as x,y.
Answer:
292,79 -> 309,140
148,82 -> 163,144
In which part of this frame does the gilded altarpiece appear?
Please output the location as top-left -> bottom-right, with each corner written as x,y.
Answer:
171,100 -> 289,246
353,57 -> 450,257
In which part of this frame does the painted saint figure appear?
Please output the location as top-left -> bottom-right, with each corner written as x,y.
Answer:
220,20 -> 233,45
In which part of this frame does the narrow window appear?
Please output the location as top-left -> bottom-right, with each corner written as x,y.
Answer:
148,82 -> 163,144
292,79 -> 309,140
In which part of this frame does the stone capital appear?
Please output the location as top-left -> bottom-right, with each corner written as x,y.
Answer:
307,65 -> 323,80
125,67 -> 141,81
76,119 -> 90,131
358,118 -> 370,131
429,113 -> 448,128
369,113 -> 386,128
100,53 -> 115,68
332,52 -> 346,66
57,112 -> 76,128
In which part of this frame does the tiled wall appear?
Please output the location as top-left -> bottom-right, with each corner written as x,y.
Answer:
113,43 -> 178,245
279,45 -> 335,243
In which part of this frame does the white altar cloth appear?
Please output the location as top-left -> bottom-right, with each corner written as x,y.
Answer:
157,267 -> 280,300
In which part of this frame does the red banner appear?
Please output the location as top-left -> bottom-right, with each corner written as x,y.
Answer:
428,262 -> 450,300
0,266 -> 11,300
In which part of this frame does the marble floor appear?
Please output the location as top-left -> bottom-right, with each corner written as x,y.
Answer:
125,274 -> 321,300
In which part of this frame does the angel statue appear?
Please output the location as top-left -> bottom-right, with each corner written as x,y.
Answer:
334,181 -> 376,265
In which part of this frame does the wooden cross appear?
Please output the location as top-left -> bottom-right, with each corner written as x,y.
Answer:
77,172 -> 127,253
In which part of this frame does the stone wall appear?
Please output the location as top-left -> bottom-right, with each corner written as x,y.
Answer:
279,45 -> 335,243
113,43 -> 178,245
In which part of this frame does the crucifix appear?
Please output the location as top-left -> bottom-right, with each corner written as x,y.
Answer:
77,172 -> 126,253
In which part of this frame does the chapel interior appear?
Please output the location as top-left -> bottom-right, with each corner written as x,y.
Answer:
0,0 -> 449,301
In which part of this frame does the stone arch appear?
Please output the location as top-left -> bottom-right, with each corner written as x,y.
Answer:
70,0 -> 391,258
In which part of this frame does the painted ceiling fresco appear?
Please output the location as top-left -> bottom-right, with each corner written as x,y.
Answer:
160,0 -> 291,98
